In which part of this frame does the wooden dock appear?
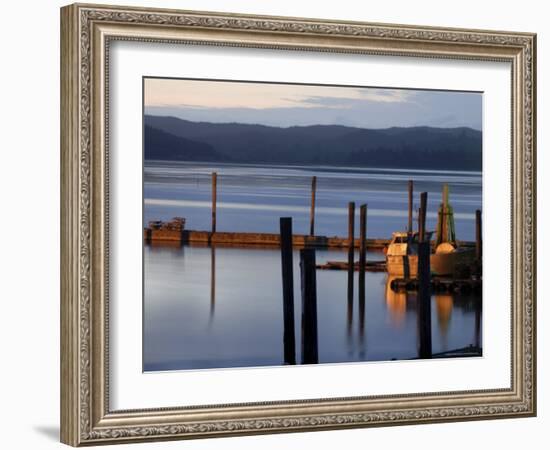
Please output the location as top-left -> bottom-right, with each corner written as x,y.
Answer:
144,228 -> 391,250
144,227 -> 475,251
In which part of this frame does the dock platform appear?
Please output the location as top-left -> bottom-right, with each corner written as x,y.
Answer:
144,227 -> 475,251
144,228 -> 390,250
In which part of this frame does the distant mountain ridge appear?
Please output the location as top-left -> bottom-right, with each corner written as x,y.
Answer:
144,125 -> 223,162
144,115 -> 482,170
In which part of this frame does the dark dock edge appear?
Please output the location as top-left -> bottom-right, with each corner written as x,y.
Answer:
145,228 -> 390,250
144,228 -> 475,251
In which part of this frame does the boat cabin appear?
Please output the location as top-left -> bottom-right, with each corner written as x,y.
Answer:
386,231 -> 433,257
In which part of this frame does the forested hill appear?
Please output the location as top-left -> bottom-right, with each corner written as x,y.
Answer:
144,115 -> 482,171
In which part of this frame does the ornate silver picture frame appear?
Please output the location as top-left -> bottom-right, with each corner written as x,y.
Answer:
60,3 -> 536,446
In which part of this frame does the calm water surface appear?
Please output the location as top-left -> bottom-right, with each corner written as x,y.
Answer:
143,162 -> 482,371
144,245 -> 481,371
144,161 -> 482,240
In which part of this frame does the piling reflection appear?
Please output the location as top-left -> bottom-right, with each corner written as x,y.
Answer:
144,244 -> 481,371
347,275 -> 353,341
358,269 -> 366,359
383,275 -> 482,358
475,299 -> 482,349
209,245 -> 216,324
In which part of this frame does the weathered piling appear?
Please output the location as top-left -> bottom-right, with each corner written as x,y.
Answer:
475,209 -> 482,262
300,248 -> 319,364
310,176 -> 317,237
347,202 -> 355,335
417,242 -> 432,358
347,202 -> 355,292
408,180 -> 413,234
417,191 -> 432,359
211,172 -> 217,233
279,217 -> 296,365
419,192 -> 428,241
359,204 -> 367,273
358,204 -> 367,337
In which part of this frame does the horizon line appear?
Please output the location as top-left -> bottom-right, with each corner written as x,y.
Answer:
144,113 -> 482,132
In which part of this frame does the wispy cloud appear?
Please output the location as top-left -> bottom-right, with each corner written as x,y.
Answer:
360,89 -> 415,103
144,79 -> 415,110
301,89 -> 415,109
144,78 -> 481,130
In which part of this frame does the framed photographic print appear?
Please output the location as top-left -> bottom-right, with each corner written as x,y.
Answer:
60,3 -> 536,446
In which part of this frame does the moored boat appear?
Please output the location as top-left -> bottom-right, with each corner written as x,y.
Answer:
385,184 -> 476,277
385,231 -> 475,277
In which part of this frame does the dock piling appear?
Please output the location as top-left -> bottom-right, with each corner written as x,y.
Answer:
417,191 -> 432,359
359,204 -> 367,273
347,202 -> 355,334
300,248 -> 319,364
417,240 -> 432,359
347,202 -> 356,281
310,176 -> 317,237
211,172 -> 217,234
475,209 -> 482,263
359,204 -> 367,337
280,217 -> 296,365
408,180 -> 413,234
418,192 -> 428,242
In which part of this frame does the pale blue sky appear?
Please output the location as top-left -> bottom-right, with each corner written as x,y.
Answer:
144,78 -> 482,130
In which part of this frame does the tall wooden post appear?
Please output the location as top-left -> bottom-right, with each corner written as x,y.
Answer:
417,241 -> 432,359
418,192 -> 428,242
211,172 -> 217,234
347,202 -> 355,274
347,202 -> 355,335
280,217 -> 296,365
300,248 -> 318,364
417,191 -> 432,359
358,205 -> 367,338
408,180 -> 413,234
359,204 -> 367,273
309,176 -> 317,237
475,209 -> 482,262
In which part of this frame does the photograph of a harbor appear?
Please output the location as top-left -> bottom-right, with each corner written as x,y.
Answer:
143,78 -> 483,372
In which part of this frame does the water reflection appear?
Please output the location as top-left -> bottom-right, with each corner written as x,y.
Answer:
384,276 -> 409,327
383,276 -> 482,358
143,244 -> 481,371
435,294 -> 453,350
358,269 -> 366,359
209,246 -> 216,324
